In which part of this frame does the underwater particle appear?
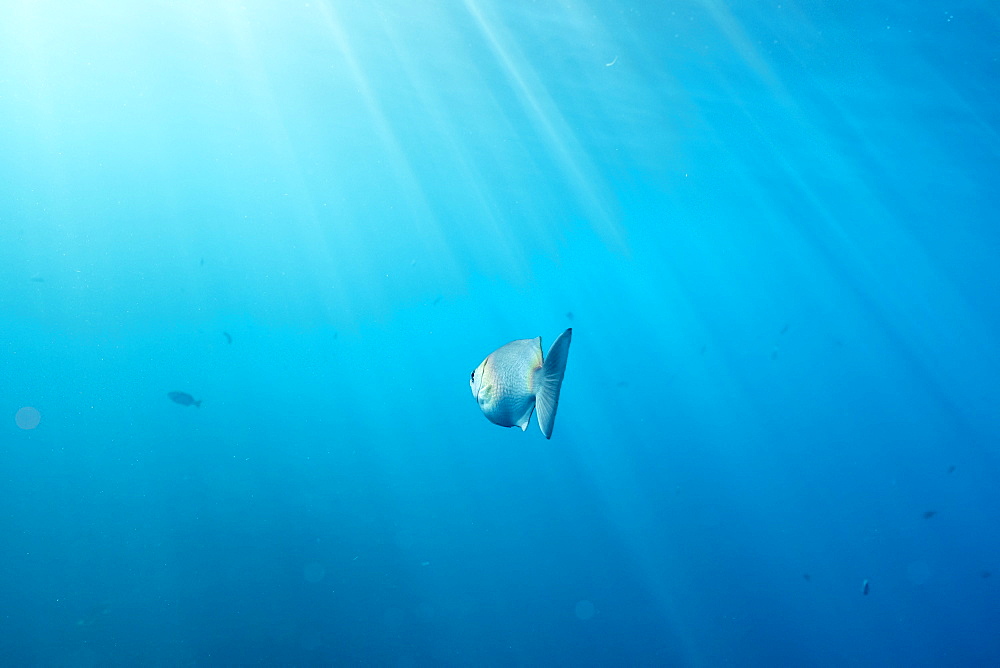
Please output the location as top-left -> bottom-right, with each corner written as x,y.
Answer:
415,602 -> 435,622
223,331 -> 232,344
15,406 -> 41,430
382,607 -> 405,630
566,311 -> 574,321
395,529 -> 415,551
981,571 -> 991,578
303,562 -> 326,583
605,56 -> 618,66
861,579 -> 870,595
30,273 -> 44,283
168,391 -> 201,408
803,573 -> 811,581
923,511 -> 937,519
780,323 -> 789,335
470,329 -> 572,439
770,346 -> 779,360
299,629 -> 323,651
907,561 -> 931,585
947,465 -> 956,474
700,344 -> 707,355
420,561 -> 430,567
574,600 -> 596,620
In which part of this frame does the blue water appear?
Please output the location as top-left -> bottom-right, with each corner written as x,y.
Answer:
2,1 -> 999,665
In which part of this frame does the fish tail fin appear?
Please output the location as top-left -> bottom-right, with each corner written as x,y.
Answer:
535,328 -> 572,439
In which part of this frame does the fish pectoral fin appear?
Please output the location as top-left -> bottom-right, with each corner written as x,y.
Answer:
535,328 -> 572,439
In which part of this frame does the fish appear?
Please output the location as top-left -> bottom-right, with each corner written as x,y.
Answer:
923,510 -> 937,519
470,328 -> 572,439
861,579 -> 870,595
223,331 -> 232,344
168,391 -> 201,408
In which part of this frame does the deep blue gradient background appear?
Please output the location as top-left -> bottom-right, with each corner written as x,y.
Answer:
2,1 -> 998,665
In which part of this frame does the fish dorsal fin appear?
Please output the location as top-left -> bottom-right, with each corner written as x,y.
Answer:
535,328 -> 572,439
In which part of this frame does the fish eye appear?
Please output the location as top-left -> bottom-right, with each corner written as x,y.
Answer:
470,370 -> 476,382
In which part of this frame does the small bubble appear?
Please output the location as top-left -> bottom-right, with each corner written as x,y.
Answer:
574,599 -> 596,621
15,407 -> 41,430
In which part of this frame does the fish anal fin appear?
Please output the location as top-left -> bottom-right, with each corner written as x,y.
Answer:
516,403 -> 534,431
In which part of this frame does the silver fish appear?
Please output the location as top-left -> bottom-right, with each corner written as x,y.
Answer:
470,328 -> 572,439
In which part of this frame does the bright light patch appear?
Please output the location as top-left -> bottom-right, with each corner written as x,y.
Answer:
15,407 -> 41,430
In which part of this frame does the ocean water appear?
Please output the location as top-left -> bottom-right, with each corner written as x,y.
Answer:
2,1 -> 998,666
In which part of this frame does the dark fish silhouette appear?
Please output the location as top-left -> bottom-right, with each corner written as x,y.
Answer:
223,332 -> 232,344
803,573 -> 811,582
947,465 -> 956,474
923,511 -> 937,519
861,579 -> 870,595
982,571 -> 991,579
168,391 -> 201,408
